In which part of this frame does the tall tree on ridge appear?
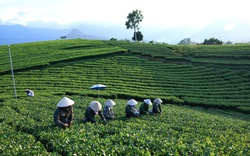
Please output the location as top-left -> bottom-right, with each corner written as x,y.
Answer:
125,9 -> 144,42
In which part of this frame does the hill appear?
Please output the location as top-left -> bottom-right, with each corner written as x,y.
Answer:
0,40 -> 249,155
1,40 -> 249,112
0,24 -> 70,45
0,25 -> 106,45
2,18 -> 250,45
66,28 -> 104,40
191,18 -> 250,43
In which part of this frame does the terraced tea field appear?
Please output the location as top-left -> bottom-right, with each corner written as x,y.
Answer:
0,39 -> 249,155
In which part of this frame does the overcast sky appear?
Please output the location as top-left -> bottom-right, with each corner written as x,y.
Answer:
1,0 -> 249,30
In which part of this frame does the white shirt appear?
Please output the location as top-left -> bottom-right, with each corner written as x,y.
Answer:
27,90 -> 34,97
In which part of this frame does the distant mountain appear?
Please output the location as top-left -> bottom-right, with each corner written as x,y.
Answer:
1,18 -> 249,45
0,25 -> 106,45
0,24 -> 71,45
66,28 -> 105,40
74,25 -> 130,40
191,18 -> 250,43
74,19 -> 250,44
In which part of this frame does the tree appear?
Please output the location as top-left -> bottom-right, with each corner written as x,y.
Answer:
110,38 -> 117,41
132,31 -> 143,42
225,41 -> 233,44
179,38 -> 191,45
202,37 -> 223,45
125,9 -> 144,42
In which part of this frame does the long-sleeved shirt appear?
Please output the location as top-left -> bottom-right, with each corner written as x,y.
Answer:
125,105 -> 138,117
27,90 -> 34,97
103,106 -> 115,119
139,102 -> 149,115
152,102 -> 162,114
53,106 -> 73,128
84,106 -> 105,123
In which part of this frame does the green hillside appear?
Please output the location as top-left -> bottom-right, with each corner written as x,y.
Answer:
0,39 -> 249,155
0,39 -> 126,74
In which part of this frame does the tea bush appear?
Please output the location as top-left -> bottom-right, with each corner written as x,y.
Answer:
0,40 -> 250,155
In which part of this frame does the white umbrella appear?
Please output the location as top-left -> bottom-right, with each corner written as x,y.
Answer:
90,84 -> 107,98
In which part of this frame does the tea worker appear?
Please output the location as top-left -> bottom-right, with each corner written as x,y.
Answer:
25,89 -> 34,97
103,99 -> 116,120
139,99 -> 152,115
152,98 -> 163,114
83,101 -> 106,123
125,99 -> 139,118
54,97 -> 75,129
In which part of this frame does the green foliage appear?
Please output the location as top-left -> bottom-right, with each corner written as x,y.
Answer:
109,41 -> 250,68
0,39 -> 126,73
132,31 -> 143,42
125,9 -> 144,42
110,38 -> 117,41
0,39 -> 250,155
165,96 -> 185,104
0,96 -> 249,155
203,37 -> 223,45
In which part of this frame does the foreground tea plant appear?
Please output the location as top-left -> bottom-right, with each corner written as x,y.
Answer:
0,39 -> 250,155
0,96 -> 249,155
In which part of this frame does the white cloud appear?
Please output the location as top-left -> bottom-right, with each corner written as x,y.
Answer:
0,0 -> 249,29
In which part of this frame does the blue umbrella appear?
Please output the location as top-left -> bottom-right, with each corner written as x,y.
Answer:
90,84 -> 107,98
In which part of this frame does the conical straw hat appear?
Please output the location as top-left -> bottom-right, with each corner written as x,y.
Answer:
144,99 -> 152,105
154,98 -> 163,104
105,99 -> 116,107
90,101 -> 102,112
127,99 -> 137,106
57,97 -> 75,107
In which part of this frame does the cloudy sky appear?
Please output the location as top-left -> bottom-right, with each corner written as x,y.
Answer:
1,0 -> 250,44
1,0 -> 249,30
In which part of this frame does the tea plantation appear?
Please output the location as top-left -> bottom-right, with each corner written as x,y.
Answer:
0,39 -> 249,155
